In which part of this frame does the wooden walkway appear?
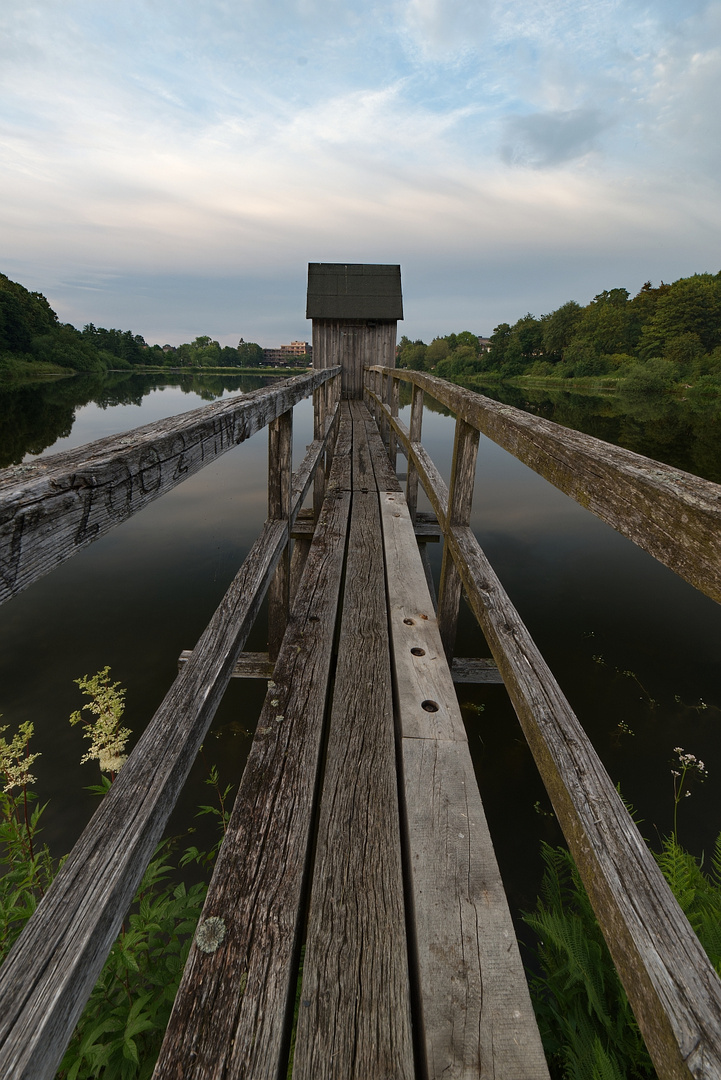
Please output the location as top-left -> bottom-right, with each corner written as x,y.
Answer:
155,399 -> 548,1078
3,361 -> 721,1079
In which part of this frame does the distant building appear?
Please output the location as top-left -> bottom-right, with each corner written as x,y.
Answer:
478,338 -> 491,352
262,340 -> 313,366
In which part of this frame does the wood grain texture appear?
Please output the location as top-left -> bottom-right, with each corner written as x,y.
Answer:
154,488 -> 352,1080
438,418 -> 480,662
450,657 -> 504,684
292,490 -> 413,1080
0,517 -> 290,1080
178,650 -> 274,679
402,738 -> 550,1080
448,523 -> 721,1080
349,399 -> 377,490
363,413 -> 402,492
312,319 -> 396,399
325,400 -> 353,492
0,405 -> 339,1080
268,410 -> 293,659
378,489 -> 547,1079
0,368 -> 338,606
406,382 -> 424,522
380,492 -> 466,742
370,367 -> 721,606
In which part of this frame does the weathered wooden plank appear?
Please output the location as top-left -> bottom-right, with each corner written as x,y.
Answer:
292,490 -> 413,1080
448,522 -> 721,1080
372,367 -> 721,607
349,399 -> 376,490
438,418 -> 480,661
325,400 -> 353,493
0,414 -> 338,1080
451,657 -> 504,684
413,510 -> 440,540
0,517 -> 290,1080
154,487 -> 352,1080
403,738 -> 550,1080
0,367 -> 339,606
380,491 -> 466,742
406,381 -> 424,522
366,402 -> 449,519
268,409 -> 293,659
362,410 -> 402,492
378,491 -> 548,1079
178,650 -> 274,679
290,536 -> 312,604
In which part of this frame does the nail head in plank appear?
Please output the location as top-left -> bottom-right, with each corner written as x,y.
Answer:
379,492 -> 466,741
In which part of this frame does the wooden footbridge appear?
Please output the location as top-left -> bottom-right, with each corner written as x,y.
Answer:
2,276 -> 721,1079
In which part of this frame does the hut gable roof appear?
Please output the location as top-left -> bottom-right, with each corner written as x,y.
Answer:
306,263 -> 403,320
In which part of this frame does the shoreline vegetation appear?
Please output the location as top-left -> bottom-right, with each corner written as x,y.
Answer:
396,270 -> 721,399
3,268 -> 721,397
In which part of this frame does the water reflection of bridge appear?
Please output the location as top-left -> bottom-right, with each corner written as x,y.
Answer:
1,341 -> 721,1078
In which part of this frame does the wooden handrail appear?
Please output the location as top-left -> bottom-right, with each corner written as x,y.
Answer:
367,366 -> 721,606
0,388 -> 339,1080
0,367 -> 340,606
365,368 -> 721,1080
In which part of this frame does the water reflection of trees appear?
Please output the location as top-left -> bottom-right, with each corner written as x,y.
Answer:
0,373 -> 274,467
457,381 -> 721,485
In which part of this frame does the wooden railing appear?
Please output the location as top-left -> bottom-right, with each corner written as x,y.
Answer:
0,368 -> 341,1079
365,365 -> 721,1080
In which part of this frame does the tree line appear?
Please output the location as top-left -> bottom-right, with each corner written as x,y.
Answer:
0,272 -> 266,375
398,272 -> 721,391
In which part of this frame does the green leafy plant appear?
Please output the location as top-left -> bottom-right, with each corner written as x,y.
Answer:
524,830 -> 721,1079
0,718 -> 56,963
58,844 -> 207,1080
0,671 -> 231,1079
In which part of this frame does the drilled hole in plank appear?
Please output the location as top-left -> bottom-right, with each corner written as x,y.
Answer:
403,618 -> 414,626
411,647 -> 426,657
421,700 -> 439,713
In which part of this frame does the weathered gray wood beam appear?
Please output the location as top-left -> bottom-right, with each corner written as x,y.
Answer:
451,657 -> 504,683
0,367 -> 339,606
154,418 -> 354,1079
366,377 -> 721,1077
369,367 -> 721,607
379,490 -> 549,1080
292,489 -> 413,1080
0,406 -> 338,1080
178,650 -> 274,679
449,522 -> 721,1080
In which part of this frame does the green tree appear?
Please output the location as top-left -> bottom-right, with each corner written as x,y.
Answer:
639,274 -> 721,358
236,340 -> 263,366
541,301 -> 583,362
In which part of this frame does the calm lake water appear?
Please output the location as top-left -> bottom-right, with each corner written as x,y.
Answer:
1,371 -> 721,926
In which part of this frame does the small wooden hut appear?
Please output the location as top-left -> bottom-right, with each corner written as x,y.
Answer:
306,263 -> 403,399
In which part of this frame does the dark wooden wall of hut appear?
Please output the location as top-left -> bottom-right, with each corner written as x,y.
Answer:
312,320 -> 396,399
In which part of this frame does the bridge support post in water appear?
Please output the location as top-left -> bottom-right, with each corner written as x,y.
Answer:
268,407 -> 293,659
436,416 -> 479,662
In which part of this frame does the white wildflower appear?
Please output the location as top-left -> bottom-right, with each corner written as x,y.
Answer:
69,667 -> 131,776
0,721 -> 40,794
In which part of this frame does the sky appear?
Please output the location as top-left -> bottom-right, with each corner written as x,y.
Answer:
2,0 -> 721,346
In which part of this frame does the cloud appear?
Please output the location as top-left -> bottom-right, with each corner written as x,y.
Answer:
500,107 -> 611,167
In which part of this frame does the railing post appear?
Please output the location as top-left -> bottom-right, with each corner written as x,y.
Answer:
406,381 -> 424,524
268,408 -> 293,660
388,373 -> 399,469
313,384 -> 327,519
438,417 -> 480,662
380,372 -> 390,449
